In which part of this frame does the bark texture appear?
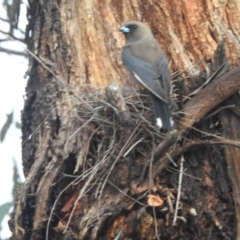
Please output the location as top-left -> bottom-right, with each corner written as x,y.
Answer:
8,0 -> 240,240
220,96 -> 240,240
59,0 -> 240,89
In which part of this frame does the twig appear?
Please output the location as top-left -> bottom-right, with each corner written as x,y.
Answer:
46,166 -> 95,240
167,166 -> 202,181
113,228 -> 123,240
123,137 -> 144,157
205,104 -> 235,120
178,66 -> 240,131
22,107 -> 55,146
6,34 -> 69,86
71,150 -> 112,230
173,155 -> 185,226
108,181 -> 147,207
66,113 -> 96,141
149,134 -> 155,192
98,121 -> 142,201
189,62 -> 228,97
165,152 -> 177,167
153,130 -> 178,163
63,165 -> 99,233
153,206 -> 160,240
0,46 -> 28,56
172,139 -> 240,158
166,194 -> 174,213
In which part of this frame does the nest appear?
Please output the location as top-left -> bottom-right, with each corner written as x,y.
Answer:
70,83 -> 168,177
42,83 -> 177,239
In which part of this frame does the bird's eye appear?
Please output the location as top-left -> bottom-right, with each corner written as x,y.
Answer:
132,25 -> 137,29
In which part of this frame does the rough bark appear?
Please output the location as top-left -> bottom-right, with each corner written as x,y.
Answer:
220,96 -> 240,240
59,0 -> 240,89
8,0 -> 240,240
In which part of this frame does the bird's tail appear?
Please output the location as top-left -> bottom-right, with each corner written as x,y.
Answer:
150,94 -> 173,130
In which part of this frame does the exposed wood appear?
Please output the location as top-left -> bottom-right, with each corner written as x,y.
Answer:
178,66 -> 240,131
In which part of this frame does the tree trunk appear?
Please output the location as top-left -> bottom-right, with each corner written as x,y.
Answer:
9,0 -> 240,240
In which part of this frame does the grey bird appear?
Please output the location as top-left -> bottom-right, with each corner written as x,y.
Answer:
119,21 -> 175,129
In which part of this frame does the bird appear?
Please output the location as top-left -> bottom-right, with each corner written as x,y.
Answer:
119,21 -> 175,130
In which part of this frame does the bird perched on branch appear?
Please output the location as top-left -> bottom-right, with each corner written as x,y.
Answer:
119,21 -> 176,130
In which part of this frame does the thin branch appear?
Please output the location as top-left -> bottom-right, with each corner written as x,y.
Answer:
63,165 -> 99,233
153,206 -> 160,240
153,130 -> 178,162
188,62 -> 228,97
0,29 -> 25,42
123,137 -> 144,157
108,181 -> 147,207
0,46 -> 28,57
165,152 -> 177,167
45,167 -> 96,240
169,138 -> 240,163
173,155 -> 184,225
0,17 -> 10,23
205,104 -> 235,120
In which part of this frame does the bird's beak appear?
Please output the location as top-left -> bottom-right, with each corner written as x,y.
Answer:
119,26 -> 130,33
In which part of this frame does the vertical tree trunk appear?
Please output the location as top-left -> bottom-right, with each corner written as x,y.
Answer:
9,0 -> 240,240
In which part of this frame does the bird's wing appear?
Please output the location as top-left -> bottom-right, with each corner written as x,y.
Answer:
122,46 -> 168,103
157,53 -> 172,96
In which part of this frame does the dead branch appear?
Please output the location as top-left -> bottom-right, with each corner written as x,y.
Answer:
173,155 -> 184,225
153,130 -> 179,162
152,66 -> 240,175
173,139 -> 240,156
178,66 -> 240,131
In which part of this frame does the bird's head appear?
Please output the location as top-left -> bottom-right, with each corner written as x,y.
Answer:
119,21 -> 152,44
